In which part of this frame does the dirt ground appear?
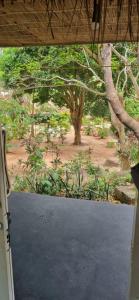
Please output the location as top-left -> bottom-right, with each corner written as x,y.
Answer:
7,128 -> 120,181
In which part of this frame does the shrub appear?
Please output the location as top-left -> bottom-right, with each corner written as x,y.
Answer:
13,145 -> 131,202
93,117 -> 104,125
84,125 -> 93,136
82,116 -> 93,136
33,111 -> 70,143
98,127 -> 108,139
129,144 -> 139,164
0,98 -> 31,141
125,98 -> 139,119
14,175 -> 28,192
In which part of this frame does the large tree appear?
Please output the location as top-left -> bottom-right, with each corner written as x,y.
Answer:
83,43 -> 139,169
0,46 -> 105,145
1,43 -> 139,148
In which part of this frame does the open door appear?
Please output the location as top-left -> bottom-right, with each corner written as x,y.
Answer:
129,164 -> 139,300
0,127 -> 15,300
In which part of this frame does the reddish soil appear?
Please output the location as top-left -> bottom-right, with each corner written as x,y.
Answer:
7,128 -> 120,182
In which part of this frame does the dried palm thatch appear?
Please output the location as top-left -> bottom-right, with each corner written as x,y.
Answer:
0,0 -> 139,46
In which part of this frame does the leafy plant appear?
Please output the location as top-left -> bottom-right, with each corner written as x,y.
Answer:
13,146 -> 131,202
129,144 -> 139,164
51,146 -> 62,169
0,98 -> 31,141
125,98 -> 139,119
84,125 -> 93,136
98,127 -> 108,139
14,175 -> 28,192
33,111 -> 70,143
93,117 -> 104,125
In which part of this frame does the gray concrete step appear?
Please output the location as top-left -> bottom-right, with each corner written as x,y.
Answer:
9,192 -> 134,300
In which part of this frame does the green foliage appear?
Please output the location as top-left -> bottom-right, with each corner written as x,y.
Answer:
125,98 -> 139,119
83,116 -> 93,136
85,97 -> 109,118
0,98 -> 31,140
23,138 -> 46,171
116,134 -> 139,165
129,144 -> 139,164
14,139 -> 64,195
14,145 -> 131,201
0,43 -> 139,121
93,117 -> 104,125
84,125 -> 93,136
30,168 -> 64,196
14,175 -> 28,192
98,127 -> 108,139
0,45 -> 106,143
107,172 -> 132,189
0,47 -> 41,91
33,111 -> 70,143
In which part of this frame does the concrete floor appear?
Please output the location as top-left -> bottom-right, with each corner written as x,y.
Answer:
9,192 -> 134,300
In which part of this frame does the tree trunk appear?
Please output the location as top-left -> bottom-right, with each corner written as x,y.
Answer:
108,102 -> 130,170
73,119 -> 82,145
71,111 -> 82,145
66,88 -> 84,145
102,46 -> 131,170
102,44 -> 139,170
102,44 -> 139,140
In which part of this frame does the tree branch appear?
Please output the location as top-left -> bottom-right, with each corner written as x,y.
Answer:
116,68 -> 125,91
82,46 -> 101,65
102,44 -> 139,140
122,68 -> 128,94
112,45 -> 139,99
21,75 -> 106,96
82,48 -> 105,84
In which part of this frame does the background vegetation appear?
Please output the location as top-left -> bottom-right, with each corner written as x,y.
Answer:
0,42 -> 139,202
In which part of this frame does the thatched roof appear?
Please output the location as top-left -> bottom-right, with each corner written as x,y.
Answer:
0,0 -> 139,46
